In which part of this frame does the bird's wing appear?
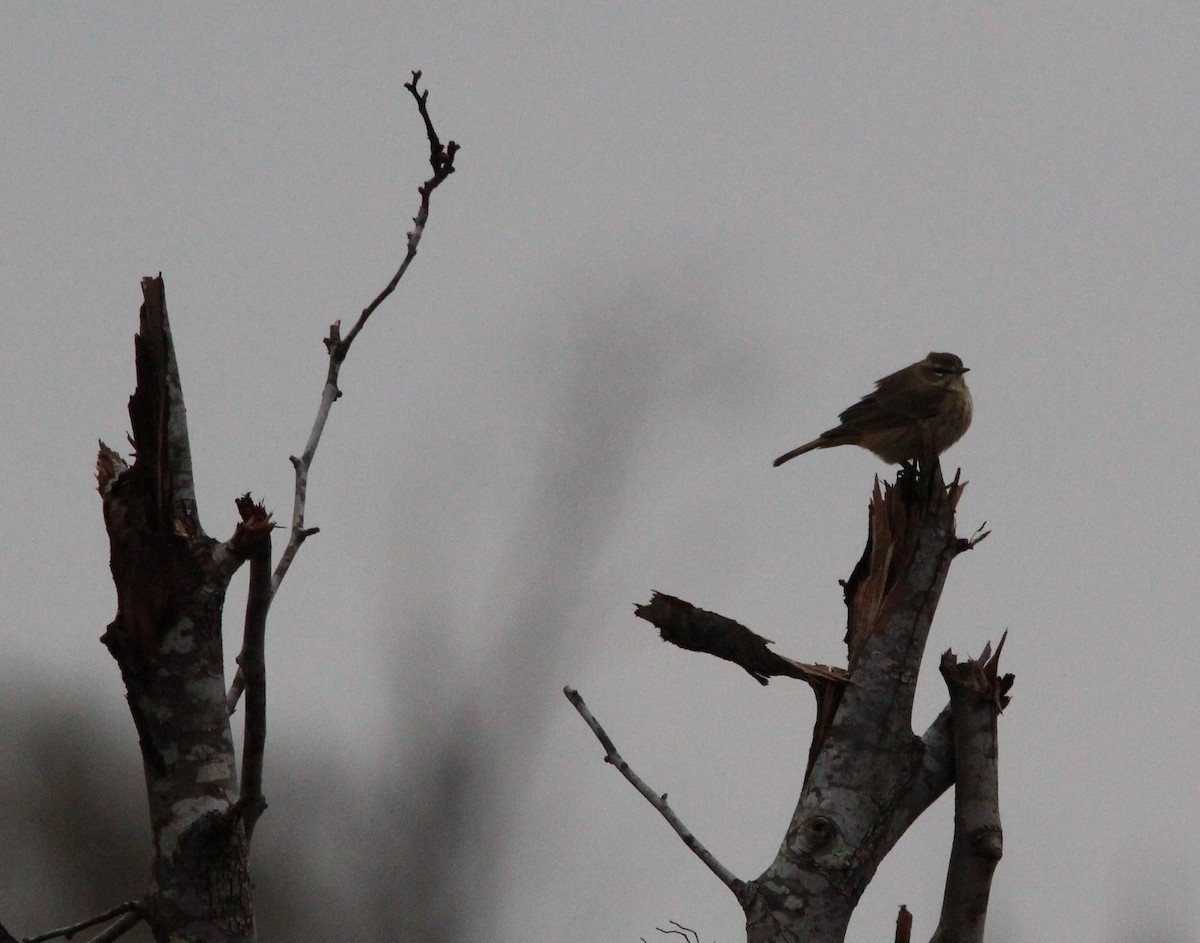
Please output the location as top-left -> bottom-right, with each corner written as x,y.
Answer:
836,383 -> 947,429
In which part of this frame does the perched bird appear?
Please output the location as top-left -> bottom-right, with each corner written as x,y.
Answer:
773,352 -> 972,466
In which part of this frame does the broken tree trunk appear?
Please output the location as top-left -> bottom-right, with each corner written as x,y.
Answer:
630,460 -> 1008,941
744,463 -> 992,942
96,276 -> 271,942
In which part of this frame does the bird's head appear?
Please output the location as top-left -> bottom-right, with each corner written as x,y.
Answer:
921,352 -> 969,387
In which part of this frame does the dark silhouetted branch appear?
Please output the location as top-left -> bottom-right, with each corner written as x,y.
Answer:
635,591 -> 847,689
24,900 -> 142,943
226,71 -> 460,714
273,69 -> 459,600
654,922 -> 700,943
81,911 -> 142,943
233,494 -> 274,840
564,686 -> 749,903
633,589 -> 851,783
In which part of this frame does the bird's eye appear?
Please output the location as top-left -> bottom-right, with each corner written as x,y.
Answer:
932,367 -> 947,376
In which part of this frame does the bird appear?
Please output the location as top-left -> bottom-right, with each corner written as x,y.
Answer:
772,352 -> 972,466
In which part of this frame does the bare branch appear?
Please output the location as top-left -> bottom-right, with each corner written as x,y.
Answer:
270,70 -> 458,599
633,590 -> 852,783
563,686 -> 748,902
82,912 -> 143,943
24,901 -> 142,943
339,70 -> 459,351
656,923 -> 700,943
634,591 -> 847,688
226,72 -> 459,712
234,494 -> 273,840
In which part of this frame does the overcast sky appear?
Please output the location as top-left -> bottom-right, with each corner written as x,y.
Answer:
4,5 -> 1199,942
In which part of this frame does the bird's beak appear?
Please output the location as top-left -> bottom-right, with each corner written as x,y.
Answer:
959,366 -> 970,374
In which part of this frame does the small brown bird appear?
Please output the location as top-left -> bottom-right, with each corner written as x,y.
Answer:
773,352 -> 972,466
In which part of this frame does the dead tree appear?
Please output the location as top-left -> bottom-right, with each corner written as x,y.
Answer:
568,461 -> 1011,942
2,73 -> 456,943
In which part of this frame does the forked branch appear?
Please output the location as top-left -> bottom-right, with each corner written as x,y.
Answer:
22,900 -> 143,943
272,69 -> 459,599
593,459 -> 1008,941
227,71 -> 459,714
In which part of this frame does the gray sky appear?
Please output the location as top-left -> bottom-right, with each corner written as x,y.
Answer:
4,4 -> 1199,941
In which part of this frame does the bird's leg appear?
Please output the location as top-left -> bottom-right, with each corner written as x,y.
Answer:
908,426 -> 941,496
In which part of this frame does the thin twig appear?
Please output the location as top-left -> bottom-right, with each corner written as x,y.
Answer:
563,686 -> 745,899
657,922 -> 700,943
338,69 -> 458,352
225,71 -> 458,713
82,912 -> 142,943
956,520 -> 991,554
24,901 -> 141,943
272,69 -> 458,599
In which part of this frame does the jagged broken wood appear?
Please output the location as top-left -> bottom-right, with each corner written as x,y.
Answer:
97,277 -> 265,938
81,72 -> 459,943
235,493 -> 273,841
573,460 -> 1010,942
634,591 -> 847,688
931,637 -> 1012,943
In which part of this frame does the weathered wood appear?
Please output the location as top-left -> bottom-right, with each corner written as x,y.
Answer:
97,276 -> 265,942
744,461 -> 969,942
931,641 -> 1011,943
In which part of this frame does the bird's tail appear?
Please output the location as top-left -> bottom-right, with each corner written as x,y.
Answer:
772,439 -> 822,466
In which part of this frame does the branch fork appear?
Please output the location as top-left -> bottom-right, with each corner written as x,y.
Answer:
569,459 -> 1011,940
92,72 -> 459,942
